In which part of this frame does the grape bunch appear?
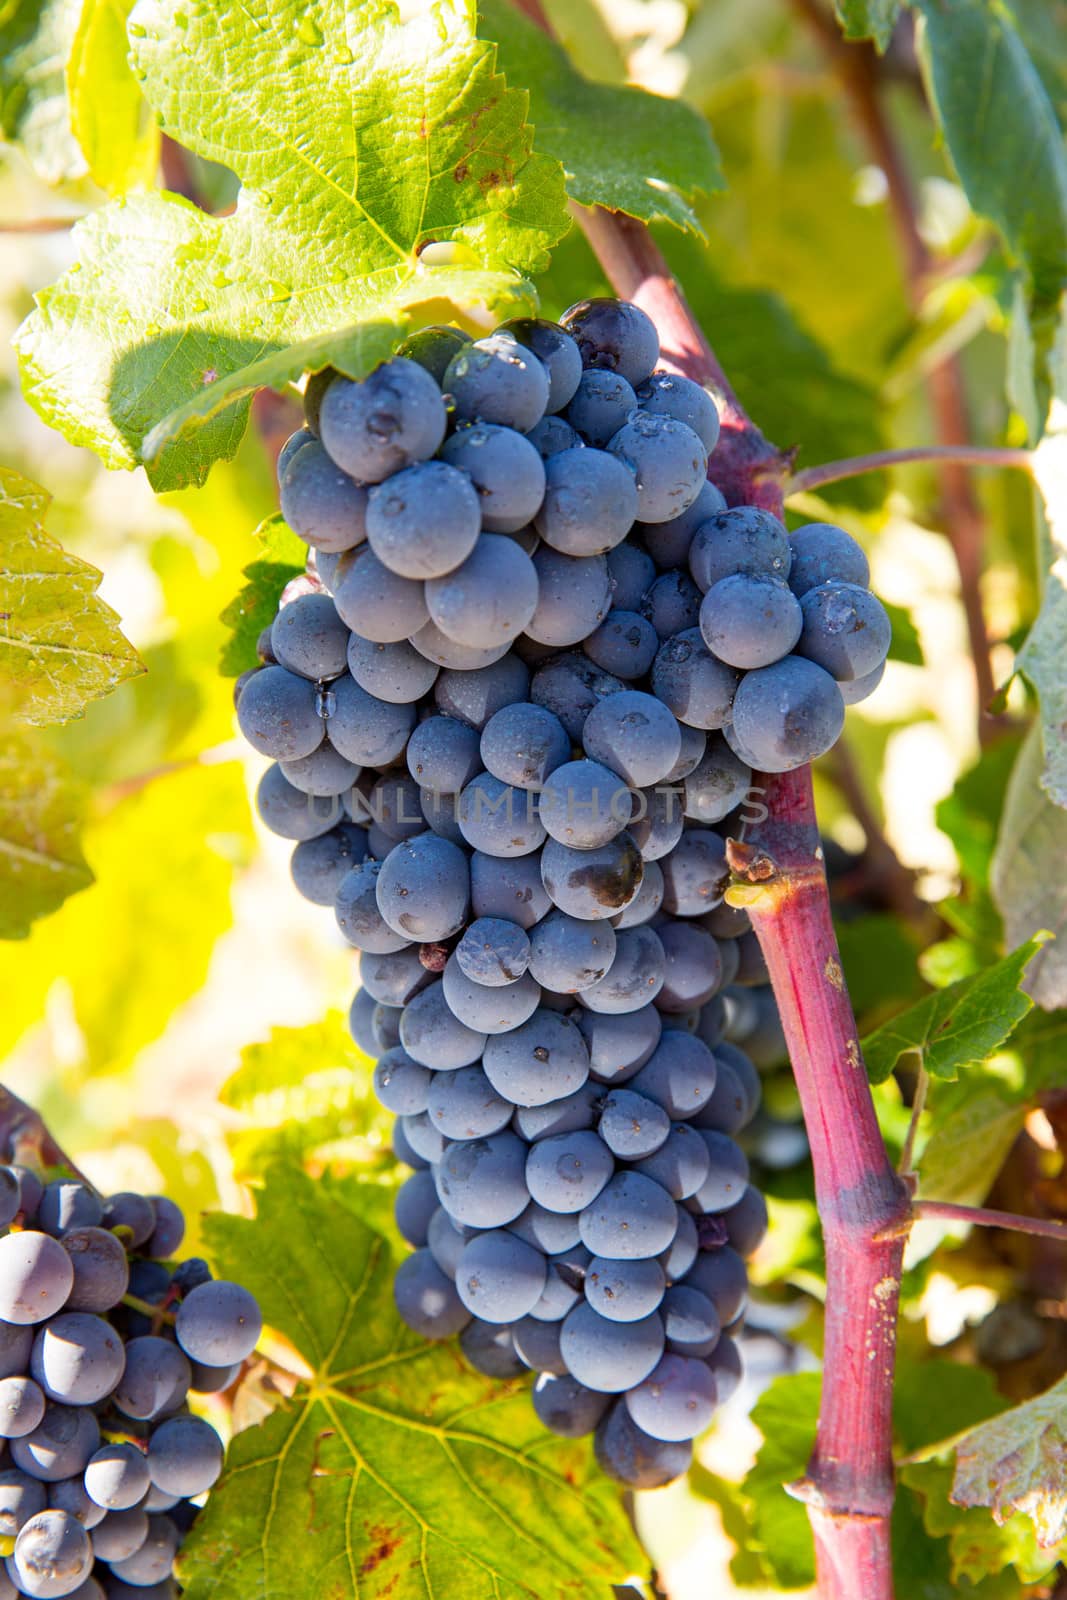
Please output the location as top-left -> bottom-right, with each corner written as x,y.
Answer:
0,1171 -> 261,1598
235,297 -> 887,1484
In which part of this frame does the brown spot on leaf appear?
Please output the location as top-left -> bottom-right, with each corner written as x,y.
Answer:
360,1526 -> 403,1575
454,162 -> 469,183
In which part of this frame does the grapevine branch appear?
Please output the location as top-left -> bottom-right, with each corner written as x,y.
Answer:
787,445 -> 1034,498
0,1087 -> 86,1181
909,1201 -> 1067,1244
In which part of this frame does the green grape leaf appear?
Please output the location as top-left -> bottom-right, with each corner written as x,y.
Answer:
991,725 -> 1067,1009
219,515 -> 307,677
884,600 -> 924,666
903,1460 -> 1062,1587
183,1166 -> 643,1600
1018,413 -> 1067,808
220,1016 -> 391,1186
0,467 -> 144,725
477,0 -> 722,234
66,0 -> 159,193
0,725 -> 92,940
833,0 -> 900,50
914,0 -> 1067,388
937,735 -> 1022,890
741,1372 -> 821,1589
894,1359 -> 1009,1456
860,935 -> 1048,1084
0,0 -> 86,182
16,0 -> 570,491
916,1084 -> 1026,1207
1002,0 -> 1067,127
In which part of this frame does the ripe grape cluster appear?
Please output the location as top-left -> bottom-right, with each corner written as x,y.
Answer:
236,298 -> 887,1485
0,1172 -> 261,1598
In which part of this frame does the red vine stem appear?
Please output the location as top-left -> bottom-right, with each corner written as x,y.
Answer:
910,1200 -> 1067,1244
505,24 -> 913,1600
787,445 -> 1034,497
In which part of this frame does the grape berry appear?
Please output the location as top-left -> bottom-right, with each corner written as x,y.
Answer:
237,297 -> 887,1486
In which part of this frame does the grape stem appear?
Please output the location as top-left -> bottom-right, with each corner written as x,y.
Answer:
0,1088 -> 89,1183
906,1200 -> 1067,1244
787,445 -> 1034,498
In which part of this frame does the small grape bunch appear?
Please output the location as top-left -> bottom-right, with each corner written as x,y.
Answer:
0,1168 -> 261,1598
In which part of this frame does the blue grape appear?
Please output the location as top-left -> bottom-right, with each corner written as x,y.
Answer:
46,1475 -> 105,1531
640,570 -> 701,637
578,1172 -> 677,1259
112,1338 -> 190,1422
699,573 -> 803,669
441,953 -> 541,1034
639,479 -> 727,570
582,689 -> 682,788
375,834 -> 470,941
733,931 -> 768,987
57,1229 -> 128,1316
146,1415 -> 224,1498
303,366 -> 339,433
525,414 -> 580,456
11,1509 -> 92,1598
366,460 -> 481,579
606,540 -> 656,609
627,786 -> 684,862
636,372 -> 720,452
583,610 -> 659,679
107,1513 -> 180,1587
319,359 -> 446,482
531,653 -> 624,741
392,1120 -> 427,1171
511,1316 -> 567,1375
480,703 -> 570,792
657,921 -> 723,1012
527,548 -> 611,646
370,1001 -> 402,1053
445,333 -> 549,431
38,1185 -> 102,1241
459,1320 -> 526,1377
29,1317 -> 121,1407
525,1132 -> 614,1214
532,1373 -> 610,1437
729,656 -> 845,771
651,627 -> 738,730
435,1134 -> 530,1227
508,1203 -> 582,1253
594,1401 -> 692,1486
346,634 -> 439,704
535,446 -> 638,558
660,828 -> 728,916
682,736 -> 752,823
324,674 -> 416,766
414,620 -> 514,675
688,505 -> 791,592
538,759 -> 631,850
86,1505 -> 148,1562
607,412 -> 707,524
560,300 -> 660,387
0,1471 -> 45,1538
482,1008 -> 590,1107
565,371 -> 637,447
359,947 -> 432,1008
788,521 -> 870,596
470,850 -> 552,929
11,1407 -> 99,1484
624,1352 -> 716,1441
440,424 -> 546,533
541,833 -> 645,921
279,440 -> 368,553
578,925 -> 665,1014
840,660 -> 885,704
277,426 -> 313,480
84,1444 -> 151,1512
457,774 -> 546,858
236,666 -> 323,762
394,1170 -> 439,1246
632,1034 -> 720,1135
454,917 -> 531,986
683,1248 -> 748,1326
559,1304 -> 664,1392
610,860 -> 664,928
455,1231 -> 547,1323
528,912 -> 617,994
425,1065 -> 513,1140
407,716 -> 482,792
707,1332 -> 743,1404
662,1285 -> 720,1358
270,593 -> 349,681
660,1207 -> 699,1281
174,1280 -> 261,1366
691,1059 -> 749,1136
725,1185 -> 769,1257
796,581 -> 892,681
332,547 -> 429,643
632,1125 -> 710,1201
427,535 -> 539,648
434,653 -> 530,730
513,1085 -> 602,1144
0,1380 -> 43,1440
280,740 -> 360,799
399,982 -> 486,1070
335,861 -> 411,954
597,1089 -> 670,1160
372,1048 -> 433,1115
291,827 -> 371,905
396,325 -> 472,384
426,1208 -> 467,1279
530,1248 -> 588,1323
691,1130 -> 749,1213
584,1257 -> 666,1323
499,320 -> 583,412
